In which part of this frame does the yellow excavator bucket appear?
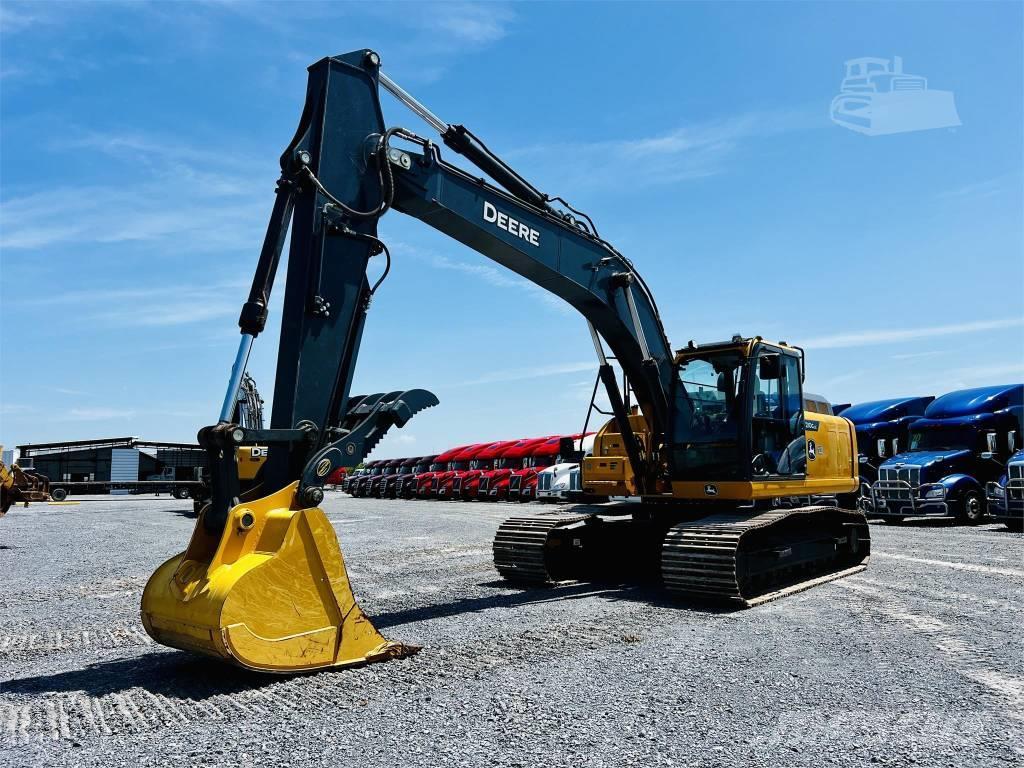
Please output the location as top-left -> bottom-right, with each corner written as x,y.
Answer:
141,481 -> 416,673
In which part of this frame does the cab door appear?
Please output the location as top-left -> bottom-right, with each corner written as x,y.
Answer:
750,349 -> 805,476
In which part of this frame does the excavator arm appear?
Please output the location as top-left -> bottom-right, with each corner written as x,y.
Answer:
211,49 -> 676,524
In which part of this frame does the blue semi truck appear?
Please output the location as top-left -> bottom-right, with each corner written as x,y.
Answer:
986,448 -> 1024,531
864,384 -> 1023,523
840,396 -> 934,499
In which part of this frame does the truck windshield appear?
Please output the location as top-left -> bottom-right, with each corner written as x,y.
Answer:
496,458 -> 514,469
469,459 -> 492,470
429,463 -> 444,472
674,350 -> 744,479
909,426 -> 975,452
450,461 -> 469,471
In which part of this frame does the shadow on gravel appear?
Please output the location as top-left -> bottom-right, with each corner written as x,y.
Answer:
372,581 -> 730,629
2,650 -> 275,699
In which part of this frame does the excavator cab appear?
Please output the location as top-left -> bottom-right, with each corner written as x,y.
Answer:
669,337 -> 857,500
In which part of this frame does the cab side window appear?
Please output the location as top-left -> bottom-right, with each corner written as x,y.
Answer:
751,352 -> 805,475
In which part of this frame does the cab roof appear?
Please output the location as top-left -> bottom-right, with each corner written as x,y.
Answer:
432,444 -> 473,463
924,385 -> 1023,419
533,434 -> 582,455
841,396 -> 934,424
452,442 -> 492,461
475,439 -> 523,460
502,436 -> 556,459
674,336 -> 798,361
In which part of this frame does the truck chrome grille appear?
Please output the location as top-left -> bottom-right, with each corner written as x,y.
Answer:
569,470 -> 581,492
1010,463 -> 1024,501
878,466 -> 920,500
479,478 -> 489,492
510,476 -> 522,491
538,473 -> 552,491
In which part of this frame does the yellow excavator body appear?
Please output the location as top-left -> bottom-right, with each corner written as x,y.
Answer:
141,481 -> 416,672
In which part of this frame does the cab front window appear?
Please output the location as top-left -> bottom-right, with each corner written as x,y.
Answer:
674,351 -> 744,480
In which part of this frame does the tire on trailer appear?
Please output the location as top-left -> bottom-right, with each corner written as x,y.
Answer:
173,487 -> 190,500
956,489 -> 985,525
50,487 -> 68,502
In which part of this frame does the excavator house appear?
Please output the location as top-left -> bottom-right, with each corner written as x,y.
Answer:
140,50 -> 870,674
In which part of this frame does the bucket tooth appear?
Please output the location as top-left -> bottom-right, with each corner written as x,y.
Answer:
141,481 -> 417,673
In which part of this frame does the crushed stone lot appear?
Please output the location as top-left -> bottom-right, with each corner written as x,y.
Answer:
1,494 -> 1021,767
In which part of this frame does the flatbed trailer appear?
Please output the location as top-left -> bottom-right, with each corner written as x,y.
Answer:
48,480 -> 204,501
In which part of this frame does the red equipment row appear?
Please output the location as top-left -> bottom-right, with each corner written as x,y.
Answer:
339,435 -> 578,502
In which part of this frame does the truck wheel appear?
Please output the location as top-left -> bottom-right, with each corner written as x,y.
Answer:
50,487 -> 68,502
956,490 -> 985,525
173,488 -> 190,500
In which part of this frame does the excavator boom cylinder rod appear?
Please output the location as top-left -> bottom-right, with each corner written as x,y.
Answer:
378,71 -> 449,134
219,333 -> 255,423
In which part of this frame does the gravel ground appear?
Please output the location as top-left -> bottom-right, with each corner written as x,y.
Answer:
1,494 -> 1021,767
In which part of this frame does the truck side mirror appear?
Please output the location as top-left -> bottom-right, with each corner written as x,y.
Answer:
758,354 -> 781,380
891,438 -> 899,455
986,431 -> 998,454
1010,431 -> 1018,453
877,438 -> 887,458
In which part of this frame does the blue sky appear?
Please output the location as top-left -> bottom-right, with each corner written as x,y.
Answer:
1,1 -> 1022,459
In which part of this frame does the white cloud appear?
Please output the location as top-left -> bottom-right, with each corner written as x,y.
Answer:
454,361 -> 596,387
430,2 -> 514,44
0,131 -> 270,253
388,240 -> 574,316
391,434 -> 417,446
889,350 -> 946,361
0,4 -> 61,34
46,386 -> 89,396
507,105 -> 821,191
802,318 -> 1024,350
67,407 -> 136,421
0,403 -> 34,415
936,176 -> 1006,200
8,277 -> 248,328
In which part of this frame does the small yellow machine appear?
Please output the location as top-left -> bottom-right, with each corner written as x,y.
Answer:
0,449 -> 50,516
